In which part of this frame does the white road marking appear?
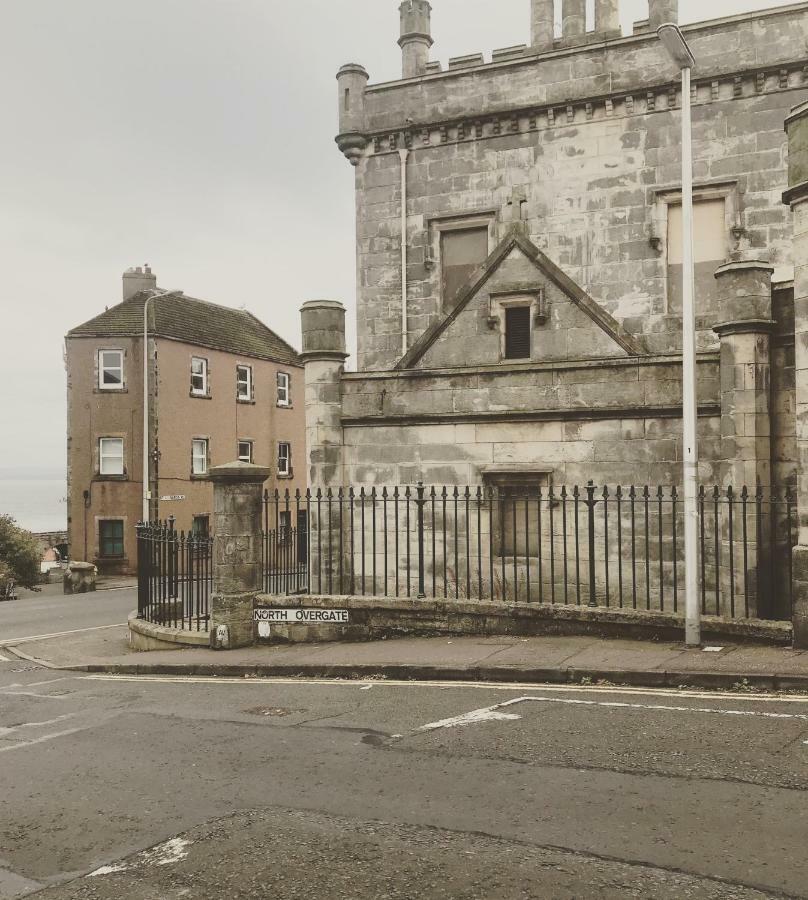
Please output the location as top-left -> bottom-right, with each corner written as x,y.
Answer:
0,727 -> 84,753
0,623 -> 127,647
84,674 -> 808,705
87,864 -> 127,877
0,690 -> 72,700
420,708 -> 522,731
0,677 -> 73,692
703,646 -> 725,652
0,652 -> 10,661
415,696 -> 808,733
144,838 -> 192,867
0,715 -> 74,739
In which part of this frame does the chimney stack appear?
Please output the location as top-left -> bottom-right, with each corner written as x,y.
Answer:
648,0 -> 678,28
594,0 -> 620,38
561,0 -> 586,42
122,265 -> 157,301
531,0 -> 555,52
399,0 -> 433,79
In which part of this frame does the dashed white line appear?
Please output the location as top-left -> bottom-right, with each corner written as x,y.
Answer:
0,727 -> 84,753
0,715 -> 75,739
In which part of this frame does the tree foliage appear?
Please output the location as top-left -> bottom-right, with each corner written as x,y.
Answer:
0,515 -> 41,589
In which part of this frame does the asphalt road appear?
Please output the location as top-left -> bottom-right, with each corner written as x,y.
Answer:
1,656 -> 807,900
0,586 -> 135,645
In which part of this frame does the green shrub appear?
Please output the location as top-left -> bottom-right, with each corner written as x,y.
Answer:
0,516 -> 41,589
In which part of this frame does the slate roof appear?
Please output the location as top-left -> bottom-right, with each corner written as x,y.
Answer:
68,291 -> 301,366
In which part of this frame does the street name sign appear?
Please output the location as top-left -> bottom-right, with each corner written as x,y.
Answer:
254,608 -> 349,624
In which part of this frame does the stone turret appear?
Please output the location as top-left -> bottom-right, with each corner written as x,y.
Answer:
649,0 -> 678,28
594,0 -> 621,38
335,64 -> 369,166
399,0 -> 433,79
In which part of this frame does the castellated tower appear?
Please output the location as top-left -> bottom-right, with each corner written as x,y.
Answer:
310,0 -> 808,621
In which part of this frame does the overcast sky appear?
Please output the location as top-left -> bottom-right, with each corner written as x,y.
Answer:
0,0 -> 788,478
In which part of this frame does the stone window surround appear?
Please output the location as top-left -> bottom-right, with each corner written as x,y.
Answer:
488,289 -> 546,361
97,348 -> 125,392
191,436 -> 211,478
95,516 -> 127,562
97,435 -> 126,478
236,363 -> 255,404
238,439 -> 254,464
650,179 -> 741,314
426,211 -> 498,301
190,356 -> 210,398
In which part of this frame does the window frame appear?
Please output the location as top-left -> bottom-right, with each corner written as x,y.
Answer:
489,291 -> 543,362
277,441 -> 292,478
190,357 -> 209,397
98,349 -> 125,391
277,371 -> 291,408
191,438 -> 209,476
237,440 -> 254,464
98,519 -> 125,559
98,437 -> 125,476
236,364 -> 253,402
428,212 -> 496,312
191,515 -> 210,539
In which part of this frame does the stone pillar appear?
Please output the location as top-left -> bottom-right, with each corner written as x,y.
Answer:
336,64 -> 369,167
399,0 -> 433,79
594,0 -> 620,38
713,261 -> 775,618
301,301 -> 349,593
209,462 -> 271,649
785,100 -> 808,647
648,0 -> 678,29
530,0 -> 555,52
562,0 -> 586,41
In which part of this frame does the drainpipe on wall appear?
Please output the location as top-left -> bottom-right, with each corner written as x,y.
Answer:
399,148 -> 410,358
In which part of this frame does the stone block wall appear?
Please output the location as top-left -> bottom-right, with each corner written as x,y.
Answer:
350,5 -> 808,371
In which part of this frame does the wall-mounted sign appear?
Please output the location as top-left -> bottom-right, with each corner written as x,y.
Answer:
254,607 -> 349,624
159,495 -> 186,502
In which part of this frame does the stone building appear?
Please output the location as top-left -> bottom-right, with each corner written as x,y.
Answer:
66,268 -> 305,574
300,1 -> 808,615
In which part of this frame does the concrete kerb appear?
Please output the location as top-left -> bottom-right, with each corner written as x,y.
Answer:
72,660 -> 808,693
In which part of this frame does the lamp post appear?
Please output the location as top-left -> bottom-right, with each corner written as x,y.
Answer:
658,23 -> 700,648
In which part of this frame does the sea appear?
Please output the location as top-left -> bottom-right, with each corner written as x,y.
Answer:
0,476 -> 67,534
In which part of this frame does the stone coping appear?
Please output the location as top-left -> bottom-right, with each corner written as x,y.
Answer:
128,612 -> 210,648
253,594 -> 791,646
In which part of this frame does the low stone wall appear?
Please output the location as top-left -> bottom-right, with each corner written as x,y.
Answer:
253,594 -> 790,646
128,613 -> 210,652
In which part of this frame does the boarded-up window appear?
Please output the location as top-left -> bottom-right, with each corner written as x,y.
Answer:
504,306 -> 532,360
667,198 -> 727,315
441,226 -> 489,311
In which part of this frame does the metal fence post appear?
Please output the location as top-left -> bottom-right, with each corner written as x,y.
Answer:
416,481 -> 426,599
585,481 -> 598,607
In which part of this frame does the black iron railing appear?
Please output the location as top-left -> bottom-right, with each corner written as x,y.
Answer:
262,484 -> 797,621
136,520 -> 213,631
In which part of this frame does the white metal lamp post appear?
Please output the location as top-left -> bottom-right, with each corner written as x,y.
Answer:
658,23 -> 700,648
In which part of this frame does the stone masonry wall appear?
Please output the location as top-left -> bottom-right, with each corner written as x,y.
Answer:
354,5 -> 808,371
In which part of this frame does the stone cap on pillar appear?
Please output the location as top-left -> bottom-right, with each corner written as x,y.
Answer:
209,462 -> 272,485
714,259 -> 774,278
300,299 -> 348,362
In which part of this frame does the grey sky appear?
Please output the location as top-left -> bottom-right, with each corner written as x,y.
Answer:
0,0 -> 788,476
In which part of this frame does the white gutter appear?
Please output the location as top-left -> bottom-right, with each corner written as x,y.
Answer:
399,148 -> 410,357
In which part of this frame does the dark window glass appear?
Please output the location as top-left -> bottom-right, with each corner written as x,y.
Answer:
192,516 -> 210,538
441,227 -> 489,311
504,307 -> 531,359
99,520 -> 124,558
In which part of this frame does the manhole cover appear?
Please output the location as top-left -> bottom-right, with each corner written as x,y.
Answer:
243,706 -> 300,718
